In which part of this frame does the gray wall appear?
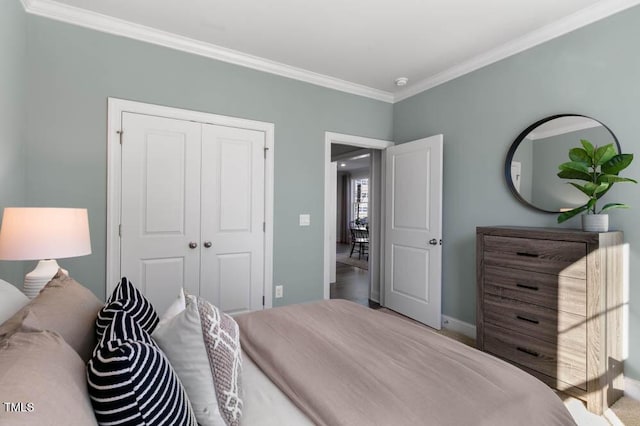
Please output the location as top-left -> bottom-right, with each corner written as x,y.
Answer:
394,5 -> 640,379
24,15 -> 393,305
0,0 -> 27,286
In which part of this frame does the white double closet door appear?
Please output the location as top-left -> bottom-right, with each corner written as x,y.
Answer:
120,112 -> 265,315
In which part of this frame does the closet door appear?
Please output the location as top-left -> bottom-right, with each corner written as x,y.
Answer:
200,124 -> 265,314
120,113 -> 202,314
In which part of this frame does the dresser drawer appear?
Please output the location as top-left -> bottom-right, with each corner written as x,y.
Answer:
483,293 -> 586,353
483,236 -> 586,279
483,265 -> 586,316
484,323 -> 586,390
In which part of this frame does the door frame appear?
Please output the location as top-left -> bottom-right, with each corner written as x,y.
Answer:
323,132 -> 393,301
107,98 -> 275,308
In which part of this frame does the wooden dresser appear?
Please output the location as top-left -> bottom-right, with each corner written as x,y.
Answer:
476,226 -> 624,414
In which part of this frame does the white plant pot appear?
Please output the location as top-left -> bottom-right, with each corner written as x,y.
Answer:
582,214 -> 609,232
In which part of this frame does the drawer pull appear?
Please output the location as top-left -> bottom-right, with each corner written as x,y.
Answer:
516,347 -> 540,357
516,283 -> 539,291
516,252 -> 539,258
516,315 -> 540,324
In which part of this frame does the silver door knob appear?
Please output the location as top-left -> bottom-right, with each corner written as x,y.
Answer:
429,239 -> 438,245
203,241 -> 212,248
188,242 -> 198,249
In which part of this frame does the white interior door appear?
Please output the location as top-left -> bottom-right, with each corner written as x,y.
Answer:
120,113 -> 202,314
200,124 -> 265,314
384,135 -> 443,329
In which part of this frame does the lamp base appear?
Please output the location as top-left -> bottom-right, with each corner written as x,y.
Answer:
23,260 -> 67,299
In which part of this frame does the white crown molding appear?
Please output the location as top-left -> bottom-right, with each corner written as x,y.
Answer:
20,0 -> 640,104
20,0 -> 394,103
394,0 -> 640,103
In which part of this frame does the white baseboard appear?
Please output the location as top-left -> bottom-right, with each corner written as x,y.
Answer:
441,315 -> 476,340
625,377 -> 640,401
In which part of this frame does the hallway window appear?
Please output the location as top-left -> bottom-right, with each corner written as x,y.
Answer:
352,178 -> 368,226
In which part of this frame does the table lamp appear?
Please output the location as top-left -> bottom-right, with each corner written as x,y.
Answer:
0,207 -> 91,298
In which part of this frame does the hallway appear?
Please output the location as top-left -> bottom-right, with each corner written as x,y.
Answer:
330,243 -> 377,308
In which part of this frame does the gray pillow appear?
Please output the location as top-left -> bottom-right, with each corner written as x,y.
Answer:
0,270 -> 103,362
0,317 -> 98,425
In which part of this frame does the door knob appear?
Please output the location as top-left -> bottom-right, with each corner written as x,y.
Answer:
429,239 -> 438,245
203,241 -> 212,248
188,242 -> 198,249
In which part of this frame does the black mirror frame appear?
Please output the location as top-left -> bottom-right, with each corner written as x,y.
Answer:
505,114 -> 620,213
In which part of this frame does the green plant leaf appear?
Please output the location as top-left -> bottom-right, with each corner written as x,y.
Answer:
594,144 -> 617,166
557,169 -> 593,181
568,147 -> 590,163
568,182 -> 592,197
580,139 -> 594,157
558,161 -> 590,174
590,182 -> 610,195
586,197 -> 597,214
557,205 -> 589,223
598,174 -> 638,184
599,203 -> 630,213
568,182 -> 608,197
602,154 -> 634,175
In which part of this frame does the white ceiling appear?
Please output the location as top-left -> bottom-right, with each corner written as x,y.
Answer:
23,0 -> 640,102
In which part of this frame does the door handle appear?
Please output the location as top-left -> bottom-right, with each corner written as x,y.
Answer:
429,239 -> 438,245
203,241 -> 212,248
188,242 -> 198,249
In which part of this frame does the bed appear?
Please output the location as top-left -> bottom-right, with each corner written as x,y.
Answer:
237,299 -> 576,426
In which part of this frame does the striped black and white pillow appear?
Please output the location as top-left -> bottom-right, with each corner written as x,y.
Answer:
96,310 -> 156,350
96,277 -> 159,338
87,311 -> 197,426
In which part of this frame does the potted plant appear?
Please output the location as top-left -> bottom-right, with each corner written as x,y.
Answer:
557,139 -> 636,231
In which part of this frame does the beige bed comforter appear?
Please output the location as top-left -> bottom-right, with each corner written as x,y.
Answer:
236,299 -> 576,426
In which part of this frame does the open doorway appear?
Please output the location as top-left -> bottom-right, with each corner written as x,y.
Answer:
331,146 -> 373,306
323,132 -> 393,306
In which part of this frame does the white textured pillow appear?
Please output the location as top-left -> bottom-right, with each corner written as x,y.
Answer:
157,287 -> 186,327
0,279 -> 29,325
153,296 -> 226,426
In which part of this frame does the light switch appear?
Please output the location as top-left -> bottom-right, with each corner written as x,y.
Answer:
299,214 -> 311,226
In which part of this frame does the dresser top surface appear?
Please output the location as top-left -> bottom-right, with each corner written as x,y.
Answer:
477,226 -> 622,243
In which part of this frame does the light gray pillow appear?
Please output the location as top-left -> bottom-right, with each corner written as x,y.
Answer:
0,279 -> 28,325
153,295 -> 242,426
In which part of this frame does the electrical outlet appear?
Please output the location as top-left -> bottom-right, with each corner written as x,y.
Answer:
275,285 -> 283,298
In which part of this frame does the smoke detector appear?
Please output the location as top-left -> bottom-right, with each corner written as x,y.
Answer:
394,77 -> 409,87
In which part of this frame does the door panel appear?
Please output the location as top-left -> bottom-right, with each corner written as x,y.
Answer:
200,124 -> 265,314
219,140 -> 253,231
391,244 -> 429,302
141,257 -> 185,314
384,135 -> 443,329
120,113 -> 201,314
392,150 -> 430,230
218,252 -> 252,313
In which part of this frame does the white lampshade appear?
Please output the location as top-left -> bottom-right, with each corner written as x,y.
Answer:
0,207 -> 91,260
0,208 -> 92,298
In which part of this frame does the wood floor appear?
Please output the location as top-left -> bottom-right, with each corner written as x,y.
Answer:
330,244 -> 379,308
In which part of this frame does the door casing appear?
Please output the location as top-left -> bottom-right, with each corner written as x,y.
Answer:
107,98 -> 274,307
323,132 -> 393,302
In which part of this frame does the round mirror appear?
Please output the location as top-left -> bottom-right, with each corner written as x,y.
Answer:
505,114 -> 620,213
